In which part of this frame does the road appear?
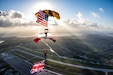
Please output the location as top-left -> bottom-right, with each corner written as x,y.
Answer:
17,46 -> 113,75
0,52 -> 60,75
41,40 -> 60,57
0,53 -> 32,75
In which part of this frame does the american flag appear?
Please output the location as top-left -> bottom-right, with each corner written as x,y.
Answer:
30,60 -> 45,74
36,11 -> 48,26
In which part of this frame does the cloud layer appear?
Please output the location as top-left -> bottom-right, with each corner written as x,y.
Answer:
63,12 -> 99,28
0,10 -> 112,30
0,10 -> 37,27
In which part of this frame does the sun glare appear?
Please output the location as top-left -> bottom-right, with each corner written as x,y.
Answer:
36,2 -> 54,10
30,2 -> 54,18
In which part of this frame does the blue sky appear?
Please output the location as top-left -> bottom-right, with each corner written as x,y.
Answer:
0,0 -> 113,27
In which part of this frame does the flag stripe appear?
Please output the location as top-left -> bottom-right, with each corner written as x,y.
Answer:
36,11 -> 48,26
30,60 -> 45,74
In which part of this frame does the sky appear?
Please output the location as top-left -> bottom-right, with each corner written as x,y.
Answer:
0,0 -> 113,37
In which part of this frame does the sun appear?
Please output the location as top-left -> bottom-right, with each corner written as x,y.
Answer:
30,2 -> 54,18
36,2 -> 54,10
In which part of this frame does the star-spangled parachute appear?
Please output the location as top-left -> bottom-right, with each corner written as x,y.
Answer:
35,9 -> 60,27
36,10 -> 48,26
30,60 -> 45,74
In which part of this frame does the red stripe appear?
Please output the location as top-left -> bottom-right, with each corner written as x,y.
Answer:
30,60 -> 45,74
37,11 -> 48,26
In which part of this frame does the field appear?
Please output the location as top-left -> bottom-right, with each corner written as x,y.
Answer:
0,34 -> 113,75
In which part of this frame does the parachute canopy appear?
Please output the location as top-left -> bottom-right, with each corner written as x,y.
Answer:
35,9 -> 60,26
35,10 -> 60,19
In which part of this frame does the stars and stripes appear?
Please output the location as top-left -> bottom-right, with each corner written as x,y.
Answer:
36,11 -> 48,26
30,60 -> 45,74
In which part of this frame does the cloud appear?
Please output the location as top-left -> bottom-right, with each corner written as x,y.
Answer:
9,10 -> 23,18
0,10 -> 60,27
0,10 -> 112,37
63,12 -> 99,28
0,10 -> 111,30
90,12 -> 100,18
0,10 -> 37,27
0,10 -> 99,28
48,17 -> 59,25
0,10 -> 23,18
0,26 -> 38,37
99,8 -> 104,12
